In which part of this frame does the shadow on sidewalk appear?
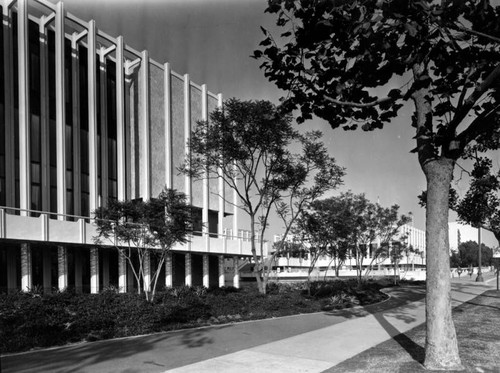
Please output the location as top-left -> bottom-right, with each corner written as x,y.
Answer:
372,310 -> 425,365
2,325 -> 228,373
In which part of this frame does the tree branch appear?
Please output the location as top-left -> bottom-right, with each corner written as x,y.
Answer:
453,24 -> 500,45
447,63 -> 500,136
319,89 -> 396,108
456,103 -> 500,150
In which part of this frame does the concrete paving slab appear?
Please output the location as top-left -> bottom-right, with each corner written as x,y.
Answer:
164,299 -> 427,372
165,350 -> 333,373
162,280 -> 493,373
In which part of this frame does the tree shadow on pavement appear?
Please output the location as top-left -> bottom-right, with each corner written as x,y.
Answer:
372,310 -> 425,365
2,333 -> 171,373
323,285 -> 427,366
180,327 -> 215,348
2,324 -> 230,373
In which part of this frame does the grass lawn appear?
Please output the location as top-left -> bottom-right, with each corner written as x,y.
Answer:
328,290 -> 500,373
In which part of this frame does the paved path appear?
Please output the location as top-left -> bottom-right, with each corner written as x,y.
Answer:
1,274 -> 495,373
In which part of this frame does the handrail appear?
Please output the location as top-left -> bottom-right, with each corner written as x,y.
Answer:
0,205 -> 92,221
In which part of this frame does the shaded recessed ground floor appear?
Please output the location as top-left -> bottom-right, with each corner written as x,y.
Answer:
0,242 -> 247,294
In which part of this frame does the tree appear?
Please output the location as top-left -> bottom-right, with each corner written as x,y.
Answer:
298,192 -> 372,285
296,201 -> 349,278
254,1 -> 500,369
450,249 -> 462,268
295,210 -> 336,293
299,193 -> 411,282
182,98 -> 344,294
94,188 -> 193,301
267,131 -> 345,289
454,150 -> 500,243
385,241 -> 417,284
457,240 -> 493,267
364,204 -> 412,278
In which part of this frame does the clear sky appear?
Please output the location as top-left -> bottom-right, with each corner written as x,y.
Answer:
53,0 -> 498,247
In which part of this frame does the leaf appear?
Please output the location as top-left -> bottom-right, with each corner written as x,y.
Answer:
388,89 -> 401,99
404,23 -> 417,37
252,50 -> 263,59
259,38 -> 272,47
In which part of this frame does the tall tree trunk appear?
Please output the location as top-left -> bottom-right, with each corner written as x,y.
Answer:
423,158 -> 463,370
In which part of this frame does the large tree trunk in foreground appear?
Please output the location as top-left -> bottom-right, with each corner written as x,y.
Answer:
423,158 -> 463,370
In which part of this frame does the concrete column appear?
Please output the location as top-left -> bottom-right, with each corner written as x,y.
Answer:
116,36 -> 126,201
21,243 -> 32,292
218,255 -> 225,288
165,252 -> 173,288
143,250 -> 151,293
71,36 -> 81,216
58,246 -> 68,291
102,249 -> 110,288
217,94 -> 224,238
99,53 -> 109,206
202,254 -> 209,288
7,248 -> 17,293
88,20 -> 99,214
184,75 -> 192,252
74,249 -> 82,293
3,6 -> 15,208
164,63 -> 173,189
141,50 -> 151,200
39,17 -> 51,212
118,250 -> 127,293
56,1 -> 66,219
202,85 -> 209,249
184,74 -> 191,203
233,256 -> 240,289
18,0 -> 31,215
43,247 -> 52,293
90,247 -> 99,294
185,253 -> 192,287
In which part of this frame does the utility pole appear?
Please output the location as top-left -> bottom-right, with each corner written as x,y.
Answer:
476,227 -> 484,282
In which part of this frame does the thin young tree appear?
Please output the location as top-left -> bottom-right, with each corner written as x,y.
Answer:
182,98 -> 303,294
94,188 -> 193,301
364,205 -> 412,278
254,1 -> 500,368
268,131 -> 345,288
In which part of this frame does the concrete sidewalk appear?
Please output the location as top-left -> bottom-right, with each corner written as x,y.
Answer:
1,276 -> 495,373
166,277 -> 494,373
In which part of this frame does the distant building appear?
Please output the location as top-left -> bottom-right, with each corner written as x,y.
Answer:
271,224 -> 426,273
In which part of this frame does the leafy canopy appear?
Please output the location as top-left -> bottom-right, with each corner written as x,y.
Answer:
95,188 -> 193,250
255,0 -> 500,161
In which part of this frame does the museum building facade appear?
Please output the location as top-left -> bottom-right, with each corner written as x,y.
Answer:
0,0 -> 254,293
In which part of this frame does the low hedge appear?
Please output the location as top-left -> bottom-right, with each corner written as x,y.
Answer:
0,280 -> 389,353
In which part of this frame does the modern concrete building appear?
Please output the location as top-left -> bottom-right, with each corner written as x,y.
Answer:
0,0 -> 256,293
